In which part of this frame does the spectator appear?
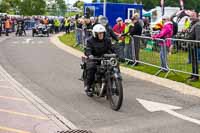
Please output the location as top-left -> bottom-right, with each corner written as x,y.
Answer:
152,15 -> 173,71
64,17 -> 70,34
84,17 -> 93,40
133,13 -> 144,28
130,16 -> 143,65
43,16 -> 49,26
188,12 -> 200,81
183,18 -> 191,32
98,16 -> 118,42
75,18 -> 83,46
5,16 -> 11,36
90,17 -> 96,28
54,18 -> 61,33
113,17 -> 125,61
122,19 -> 133,61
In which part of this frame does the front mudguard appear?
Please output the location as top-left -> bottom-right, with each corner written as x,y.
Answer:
113,68 -> 122,80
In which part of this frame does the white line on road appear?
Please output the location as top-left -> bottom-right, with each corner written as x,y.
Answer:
137,98 -> 200,125
0,86 -> 13,89
0,96 -> 27,102
25,38 -> 32,44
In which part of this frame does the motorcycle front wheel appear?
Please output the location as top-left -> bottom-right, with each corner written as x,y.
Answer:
107,77 -> 123,111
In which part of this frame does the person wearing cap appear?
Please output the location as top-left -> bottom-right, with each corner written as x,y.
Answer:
113,17 -> 126,61
152,15 -> 173,72
129,16 -> 143,65
122,19 -> 133,61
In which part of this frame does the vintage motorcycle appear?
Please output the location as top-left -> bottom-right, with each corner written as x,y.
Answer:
81,54 -> 123,111
16,22 -> 25,36
32,24 -> 49,37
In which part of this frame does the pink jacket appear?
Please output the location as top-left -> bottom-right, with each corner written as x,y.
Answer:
152,21 -> 173,47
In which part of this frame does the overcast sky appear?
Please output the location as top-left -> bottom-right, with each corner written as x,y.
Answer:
65,0 -> 92,5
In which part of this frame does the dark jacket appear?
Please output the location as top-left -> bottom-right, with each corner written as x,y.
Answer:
172,20 -> 178,36
105,25 -> 118,41
0,18 -> 2,28
189,20 -> 200,41
85,37 -> 115,57
129,21 -> 142,36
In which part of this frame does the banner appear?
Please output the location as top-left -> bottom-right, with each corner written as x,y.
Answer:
160,0 -> 165,16
179,0 -> 184,10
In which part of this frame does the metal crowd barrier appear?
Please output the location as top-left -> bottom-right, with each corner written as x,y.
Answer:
129,35 -> 168,76
75,28 -> 92,48
166,38 -> 200,77
127,35 -> 200,78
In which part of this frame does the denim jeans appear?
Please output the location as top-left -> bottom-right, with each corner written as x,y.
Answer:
76,29 -> 82,45
117,42 -> 125,60
124,44 -> 132,60
160,45 -> 168,70
188,48 -> 200,64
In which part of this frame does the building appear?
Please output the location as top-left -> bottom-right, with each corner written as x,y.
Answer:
84,2 -> 143,27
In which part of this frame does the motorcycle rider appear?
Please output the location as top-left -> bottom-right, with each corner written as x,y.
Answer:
16,17 -> 26,36
84,24 -> 116,96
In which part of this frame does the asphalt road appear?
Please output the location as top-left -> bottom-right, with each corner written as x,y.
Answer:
0,33 -> 200,133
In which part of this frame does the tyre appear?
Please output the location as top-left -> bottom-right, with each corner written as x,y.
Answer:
47,32 -> 49,37
107,77 -> 123,111
19,31 -> 22,36
82,69 -> 87,87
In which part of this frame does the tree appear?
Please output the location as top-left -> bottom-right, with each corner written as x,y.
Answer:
73,0 -> 84,9
55,0 -> 66,16
19,0 -> 46,15
0,0 -> 21,14
0,0 -> 11,13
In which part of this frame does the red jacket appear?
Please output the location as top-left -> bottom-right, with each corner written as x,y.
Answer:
113,23 -> 125,41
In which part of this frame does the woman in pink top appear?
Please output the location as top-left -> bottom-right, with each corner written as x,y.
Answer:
152,15 -> 173,71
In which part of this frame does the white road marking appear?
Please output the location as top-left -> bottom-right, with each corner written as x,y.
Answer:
137,98 -> 200,125
25,38 -> 32,44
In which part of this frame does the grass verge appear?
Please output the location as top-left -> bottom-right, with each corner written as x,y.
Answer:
59,32 -> 200,89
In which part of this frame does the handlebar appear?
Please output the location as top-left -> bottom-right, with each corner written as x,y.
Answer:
88,54 -> 117,61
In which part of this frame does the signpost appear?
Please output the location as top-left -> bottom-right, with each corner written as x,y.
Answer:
103,0 -> 106,16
